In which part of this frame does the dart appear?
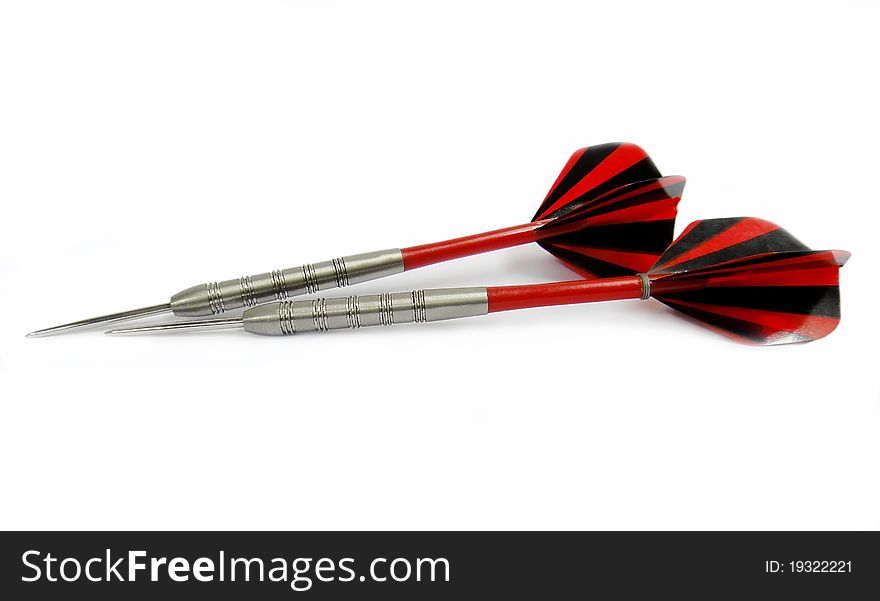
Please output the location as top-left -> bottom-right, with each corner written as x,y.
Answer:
107,217 -> 850,346
28,142 -> 684,337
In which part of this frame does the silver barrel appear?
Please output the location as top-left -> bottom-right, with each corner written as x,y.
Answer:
242,287 -> 490,336
169,249 -> 405,316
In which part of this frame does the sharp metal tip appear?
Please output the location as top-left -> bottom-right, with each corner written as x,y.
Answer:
27,303 -> 173,338
106,317 -> 244,336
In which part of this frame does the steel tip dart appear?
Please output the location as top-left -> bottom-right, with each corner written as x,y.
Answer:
107,217 -> 850,346
29,142 -> 684,337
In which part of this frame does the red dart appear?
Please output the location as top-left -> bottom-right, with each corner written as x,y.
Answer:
30,142 -> 684,337
109,217 -> 849,346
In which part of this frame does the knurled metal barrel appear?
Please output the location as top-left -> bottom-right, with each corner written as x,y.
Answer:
169,249 -> 404,317
241,287 -> 489,336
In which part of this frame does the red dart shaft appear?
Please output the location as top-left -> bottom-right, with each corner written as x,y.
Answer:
486,275 -> 713,312
487,276 -> 645,312
401,221 -> 554,270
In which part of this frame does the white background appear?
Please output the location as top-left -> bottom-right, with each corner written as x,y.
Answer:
1,0 -> 878,530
